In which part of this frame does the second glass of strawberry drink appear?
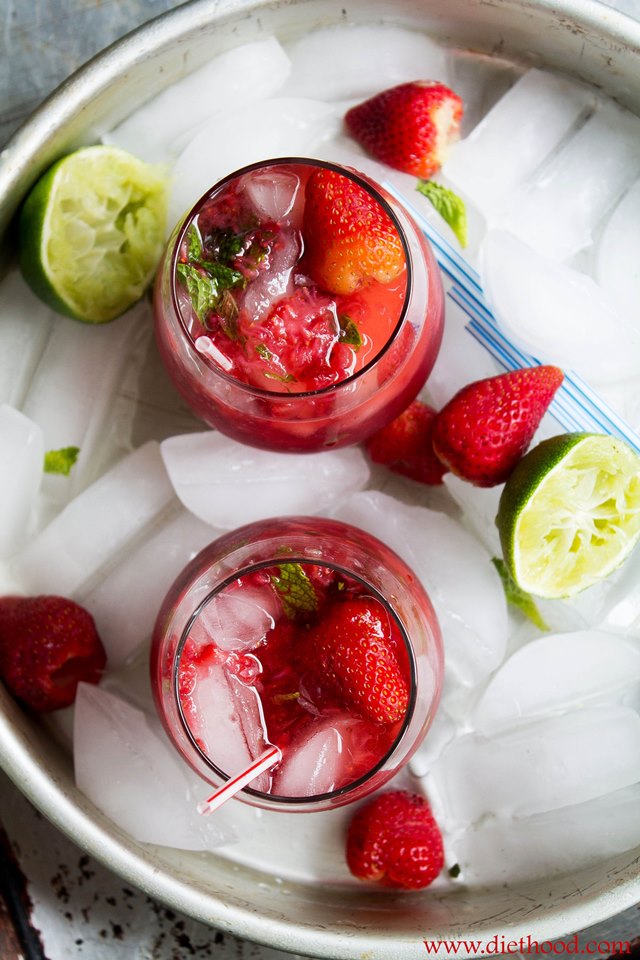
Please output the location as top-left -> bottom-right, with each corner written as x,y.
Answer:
151,517 -> 443,812
153,158 -> 444,452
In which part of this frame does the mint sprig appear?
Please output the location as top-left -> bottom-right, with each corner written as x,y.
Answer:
271,563 -> 318,620
44,446 -> 80,476
416,179 -> 468,248
492,557 -> 549,631
176,261 -> 243,332
338,314 -> 363,350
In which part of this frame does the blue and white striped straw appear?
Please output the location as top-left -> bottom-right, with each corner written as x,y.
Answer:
383,180 -> 640,456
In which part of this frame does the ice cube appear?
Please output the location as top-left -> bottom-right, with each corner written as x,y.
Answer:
480,230 -> 640,383
473,631 -> 640,734
194,582 -> 281,654
504,100 -> 640,260
408,710 -> 457,778
22,305 -> 146,507
596,178 -> 640,323
240,225 -> 301,322
12,442 -> 175,597
447,53 -> 520,137
425,296 -> 501,409
442,474 -> 502,555
185,661 -> 271,791
334,491 -> 508,685
0,405 -> 44,560
273,715 -> 372,798
597,545 -> 640,635
429,705 -> 640,825
242,169 -> 301,222
445,69 -> 593,216
281,25 -> 449,102
103,37 -> 291,163
452,785 -> 640,886
80,509 -> 216,668
74,684 -> 237,851
160,432 -> 370,529
0,270 -> 53,408
168,99 -> 340,228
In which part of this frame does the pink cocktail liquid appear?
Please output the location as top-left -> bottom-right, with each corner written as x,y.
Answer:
151,517 -> 444,812
153,158 -> 444,453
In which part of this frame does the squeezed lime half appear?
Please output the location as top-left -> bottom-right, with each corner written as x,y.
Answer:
497,433 -> 640,598
19,145 -> 168,323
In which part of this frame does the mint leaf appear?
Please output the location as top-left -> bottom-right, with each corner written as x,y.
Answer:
448,863 -> 461,879
271,563 -> 318,620
492,558 -> 549,631
264,371 -> 297,384
256,344 -> 274,361
44,446 -> 80,476
416,179 -> 468,248
338,314 -> 363,350
186,224 -> 203,261
177,261 -> 243,331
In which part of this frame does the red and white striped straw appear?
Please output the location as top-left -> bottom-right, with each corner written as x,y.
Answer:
197,744 -> 282,816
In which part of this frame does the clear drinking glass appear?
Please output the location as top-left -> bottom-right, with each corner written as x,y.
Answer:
153,158 -> 444,453
150,516 -> 444,813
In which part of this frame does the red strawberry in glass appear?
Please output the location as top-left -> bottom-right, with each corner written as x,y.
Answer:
151,517 -> 444,812
345,81 -> 463,178
153,158 -> 444,452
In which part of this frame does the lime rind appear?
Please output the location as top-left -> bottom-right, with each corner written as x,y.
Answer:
19,145 -> 168,324
497,433 -> 640,599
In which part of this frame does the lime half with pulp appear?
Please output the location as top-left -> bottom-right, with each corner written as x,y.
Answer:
497,433 -> 640,598
19,145 -> 168,323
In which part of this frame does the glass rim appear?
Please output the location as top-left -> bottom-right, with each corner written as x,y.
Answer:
171,555 -> 417,808
168,156 -> 414,399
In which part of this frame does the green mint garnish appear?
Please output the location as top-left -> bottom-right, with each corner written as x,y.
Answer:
44,446 -> 80,476
177,261 -> 243,331
416,179 -> 468,248
264,371 -> 297,384
492,557 -> 549,631
338,314 -> 363,350
271,563 -> 318,620
256,343 -> 274,361
448,863 -> 461,879
212,228 -> 248,265
186,224 -> 203,261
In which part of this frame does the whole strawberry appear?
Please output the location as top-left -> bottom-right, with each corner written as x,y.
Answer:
345,81 -> 463,179
365,399 -> 447,485
302,167 -> 405,295
346,789 -> 444,889
432,366 -> 564,487
0,595 -> 106,713
301,596 -> 409,725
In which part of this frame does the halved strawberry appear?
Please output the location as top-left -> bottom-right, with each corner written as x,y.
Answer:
300,596 -> 409,725
302,168 -> 406,296
365,399 -> 447,485
345,81 -> 463,179
0,595 -> 106,713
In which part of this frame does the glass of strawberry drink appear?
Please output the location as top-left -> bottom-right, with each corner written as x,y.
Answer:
153,159 -> 444,452
151,517 -> 443,812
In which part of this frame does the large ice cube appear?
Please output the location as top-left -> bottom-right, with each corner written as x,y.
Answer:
429,705 -> 640,825
0,405 -> 44,560
447,53 -> 520,137
160,432 -> 370,529
597,544 -> 640,635
194,582 -> 281,654
74,684 -> 237,850
281,25 -> 449,102
273,715 -> 373,798
408,709 -> 457,778
22,305 -> 146,507
81,509 -> 216,668
104,37 -> 291,163
473,631 -> 640,734
0,271 -> 53,409
168,99 -> 340,228
504,101 -> 640,260
445,69 -> 593,216
451,785 -> 640,886
596,178 -> 640,323
334,491 -> 508,685
12,442 -> 175,596
480,230 -> 640,383
442,474 -> 502,555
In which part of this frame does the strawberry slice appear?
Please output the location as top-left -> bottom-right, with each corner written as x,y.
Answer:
0,595 -> 106,713
302,167 -> 406,296
432,366 -> 564,487
300,596 -> 409,725
345,81 -> 463,179
346,789 -> 444,889
365,399 -> 447,485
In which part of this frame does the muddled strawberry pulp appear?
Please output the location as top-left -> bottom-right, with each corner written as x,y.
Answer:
177,561 -> 413,799
174,162 -> 408,394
